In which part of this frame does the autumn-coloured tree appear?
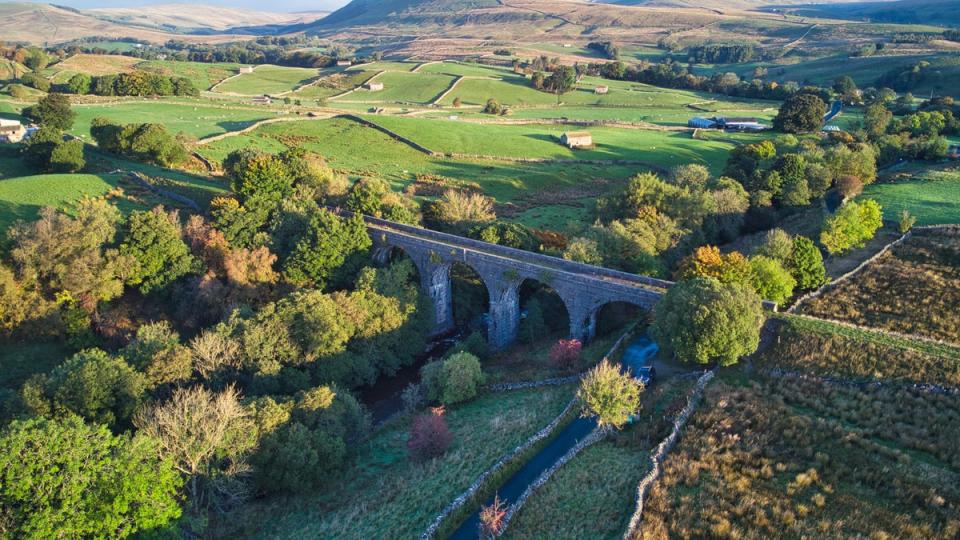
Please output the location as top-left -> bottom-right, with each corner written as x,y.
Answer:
677,246 -> 751,286
407,406 -> 453,461
224,247 -> 278,285
549,338 -> 582,371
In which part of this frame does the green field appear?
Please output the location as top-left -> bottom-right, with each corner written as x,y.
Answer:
217,384 -> 576,539
69,99 -> 276,140
214,65 -> 322,95
334,71 -> 457,104
863,166 -> 960,226
136,60 -> 243,91
363,115 -> 738,173
194,117 -> 642,216
419,61 -> 516,79
0,173 -> 132,232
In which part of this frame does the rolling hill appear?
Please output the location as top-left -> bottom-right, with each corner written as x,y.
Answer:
0,2 -> 325,44
88,4 -> 328,34
765,0 -> 960,27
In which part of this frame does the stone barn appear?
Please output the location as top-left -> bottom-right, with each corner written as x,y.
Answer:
336,60 -> 352,67
561,131 -> 593,149
238,66 -> 254,74
594,85 -> 609,94
365,81 -> 384,91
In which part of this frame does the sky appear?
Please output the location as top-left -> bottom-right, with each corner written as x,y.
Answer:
15,0 -> 350,12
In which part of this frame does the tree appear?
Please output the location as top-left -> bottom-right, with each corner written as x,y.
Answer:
120,206 -> 200,294
773,93 -> 826,134
420,352 -> 485,405
21,349 -> 147,428
346,177 -> 389,216
543,65 -> 577,96
20,125 -> 62,170
756,228 -> 794,263
134,385 -> 247,511
825,143 -> 877,185
836,175 -> 863,199
578,359 -> 642,429
820,199 -> 883,255
748,255 -> 796,305
427,190 -> 495,232
128,123 -> 187,166
48,138 -> 85,172
0,416 -> 182,539
832,75 -> 857,95
67,73 -> 92,95
677,246 -> 752,286
23,93 -> 75,131
863,102 -> 892,140
789,236 -> 827,290
407,406 -> 452,461
483,98 -> 503,115
671,164 -> 710,190
439,351 -> 485,405
123,322 -> 194,386
9,198 -> 128,304
650,278 -> 764,366
224,149 -> 294,204
253,385 -> 367,494
283,209 -> 371,288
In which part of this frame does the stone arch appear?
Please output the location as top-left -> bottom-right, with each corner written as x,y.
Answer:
373,242 -> 456,336
594,300 -> 648,338
515,277 -> 571,345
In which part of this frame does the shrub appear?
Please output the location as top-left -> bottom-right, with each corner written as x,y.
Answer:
420,351 -> 486,405
440,351 -> 485,405
48,138 -> 85,173
578,359 -> 642,429
479,494 -> 508,537
451,331 -> 490,361
483,98 -> 503,115
897,210 -> 916,234
407,406 -> 453,461
549,338 -> 582,371
401,383 -> 424,412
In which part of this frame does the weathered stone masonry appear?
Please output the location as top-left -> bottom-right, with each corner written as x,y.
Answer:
361,213 -> 673,349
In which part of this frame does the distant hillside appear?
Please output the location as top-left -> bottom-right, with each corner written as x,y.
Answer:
764,0 -> 960,27
597,0 -> 894,10
89,3 -> 328,33
0,2 -> 324,44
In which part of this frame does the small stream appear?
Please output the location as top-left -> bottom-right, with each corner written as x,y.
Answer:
448,334 -> 660,539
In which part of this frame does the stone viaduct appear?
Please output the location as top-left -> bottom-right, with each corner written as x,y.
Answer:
352,212 -> 677,350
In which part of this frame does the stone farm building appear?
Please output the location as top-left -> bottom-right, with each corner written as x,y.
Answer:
594,85 -> 609,94
336,60 -> 352,67
238,66 -> 254,74
0,119 -> 26,143
365,82 -> 384,91
251,96 -> 272,105
561,131 -> 592,148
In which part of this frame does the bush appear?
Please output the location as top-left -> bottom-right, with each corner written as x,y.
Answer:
836,175 -> 863,199
407,406 -> 453,461
48,138 -> 85,173
549,338 -> 582,371
450,331 -> 490,361
483,98 -> 503,115
420,351 -> 486,405
578,359 -> 642,429
897,210 -> 916,234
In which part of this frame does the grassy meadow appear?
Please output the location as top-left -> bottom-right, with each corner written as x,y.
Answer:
215,383 -> 576,540
69,99 -> 277,140
137,60 -> 243,90
0,172 -> 134,232
214,65 -> 322,95
333,71 -> 457,104
863,166 -> 960,226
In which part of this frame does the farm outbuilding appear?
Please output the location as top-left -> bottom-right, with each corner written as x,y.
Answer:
336,60 -> 352,67
238,66 -> 254,74
365,82 -> 384,91
687,116 -> 769,131
561,131 -> 593,148
688,117 -> 716,129
251,96 -> 272,105
0,119 -> 26,143
594,85 -> 609,94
